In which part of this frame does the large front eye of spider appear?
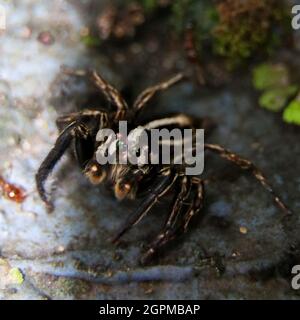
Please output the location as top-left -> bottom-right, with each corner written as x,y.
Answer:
84,160 -> 106,185
114,178 -> 134,201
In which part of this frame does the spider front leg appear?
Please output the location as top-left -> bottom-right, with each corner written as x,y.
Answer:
56,110 -> 108,131
36,111 -> 107,211
90,70 -> 128,121
111,169 -> 178,244
141,177 -> 205,264
36,121 -> 87,211
61,67 -> 128,120
133,73 -> 184,117
205,143 -> 292,216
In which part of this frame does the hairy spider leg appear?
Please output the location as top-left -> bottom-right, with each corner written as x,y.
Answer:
111,170 -> 178,244
36,121 -> 79,211
56,110 -> 108,131
141,177 -> 204,264
36,111 -> 107,210
143,113 -> 197,130
133,73 -> 184,117
204,143 -> 292,216
164,176 -> 192,228
61,67 -> 128,120
90,70 -> 128,121
57,110 -> 109,168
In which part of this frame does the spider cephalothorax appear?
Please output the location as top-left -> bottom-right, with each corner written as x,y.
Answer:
36,70 -> 292,264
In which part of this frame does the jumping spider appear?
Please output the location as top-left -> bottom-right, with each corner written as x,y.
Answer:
36,70 -> 292,264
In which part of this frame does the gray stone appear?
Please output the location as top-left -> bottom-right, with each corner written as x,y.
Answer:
0,0 -> 299,300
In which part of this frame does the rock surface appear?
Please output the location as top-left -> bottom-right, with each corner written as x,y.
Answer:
0,0 -> 299,299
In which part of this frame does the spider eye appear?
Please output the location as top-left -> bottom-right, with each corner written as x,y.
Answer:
115,181 -> 132,201
85,161 -> 106,185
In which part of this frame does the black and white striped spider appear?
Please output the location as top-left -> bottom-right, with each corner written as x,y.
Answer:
36,70 -> 291,264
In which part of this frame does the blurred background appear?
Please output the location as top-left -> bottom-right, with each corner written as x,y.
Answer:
0,0 -> 299,299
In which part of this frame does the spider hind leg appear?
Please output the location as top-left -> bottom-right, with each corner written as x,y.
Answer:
205,143 -> 292,216
111,170 -> 178,244
141,177 -> 205,264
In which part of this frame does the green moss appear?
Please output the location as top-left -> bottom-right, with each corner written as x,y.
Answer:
172,0 -> 218,34
253,63 -> 290,90
137,0 -> 158,12
8,268 -> 24,285
252,62 -> 299,116
170,0 -> 290,68
81,35 -> 101,48
283,99 -> 300,125
259,86 -> 298,111
171,0 -> 218,48
212,0 -> 289,68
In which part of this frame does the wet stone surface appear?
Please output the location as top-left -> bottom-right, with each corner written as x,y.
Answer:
0,0 -> 299,299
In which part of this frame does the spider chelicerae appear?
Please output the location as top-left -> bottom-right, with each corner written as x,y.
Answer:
36,70 -> 292,264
